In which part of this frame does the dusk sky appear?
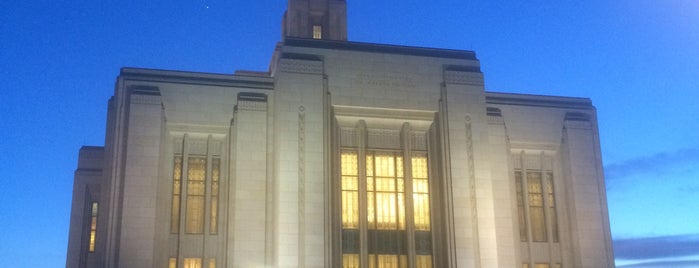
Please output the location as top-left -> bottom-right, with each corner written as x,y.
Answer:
1,1 -> 698,267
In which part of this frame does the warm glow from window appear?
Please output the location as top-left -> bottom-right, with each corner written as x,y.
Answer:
171,156 -> 182,233
412,155 -> 430,231
343,254 -> 359,268
528,171 -> 547,242
340,149 -> 432,268
186,157 -> 206,234
342,151 -> 359,229
169,258 -> 177,268
208,258 -> 216,268
416,255 -> 433,268
313,25 -> 322,39
367,152 -> 404,230
88,202 -> 98,252
184,258 -> 202,268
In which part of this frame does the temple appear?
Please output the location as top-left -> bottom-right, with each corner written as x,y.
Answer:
66,1 -> 615,267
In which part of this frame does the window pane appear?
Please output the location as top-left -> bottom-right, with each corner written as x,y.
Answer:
313,25 -> 322,39
413,190 -> 431,231
89,202 -> 98,252
376,192 -> 397,229
375,154 -> 395,177
411,155 -> 428,179
342,151 -> 359,229
208,258 -> 216,268
416,255 -> 432,268
528,172 -> 547,242
412,154 -> 431,231
186,196 -> 204,233
171,156 -> 182,233
184,258 -> 201,268
169,258 -> 177,268
343,254 -> 359,268
343,190 -> 359,228
370,254 -> 399,268
186,157 -> 206,234
342,152 -> 358,176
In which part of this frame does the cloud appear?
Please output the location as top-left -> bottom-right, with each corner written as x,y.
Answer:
614,234 -> 699,260
604,146 -> 699,182
617,260 -> 699,268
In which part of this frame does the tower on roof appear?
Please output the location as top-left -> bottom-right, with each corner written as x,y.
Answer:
282,0 -> 347,40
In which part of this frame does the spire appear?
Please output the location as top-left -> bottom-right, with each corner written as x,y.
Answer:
282,0 -> 347,41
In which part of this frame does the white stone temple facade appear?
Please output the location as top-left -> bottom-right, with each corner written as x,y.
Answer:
66,1 -> 614,267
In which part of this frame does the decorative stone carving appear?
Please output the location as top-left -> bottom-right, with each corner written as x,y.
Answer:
297,105 -> 306,267
411,132 -> 427,151
444,70 -> 484,86
188,139 -> 208,155
237,100 -> 268,111
173,137 -> 184,153
130,94 -> 161,105
367,130 -> 400,149
465,115 -> 482,264
340,128 -> 357,147
278,58 -> 323,75
210,140 -> 223,156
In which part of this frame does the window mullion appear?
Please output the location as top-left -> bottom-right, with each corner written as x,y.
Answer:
358,121 -> 369,268
402,126 -> 416,268
520,152 -> 533,267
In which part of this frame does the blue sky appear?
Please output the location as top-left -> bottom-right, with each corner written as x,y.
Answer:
1,0 -> 698,267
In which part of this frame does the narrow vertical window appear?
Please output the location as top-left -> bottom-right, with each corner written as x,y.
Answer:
412,153 -> 432,268
341,151 -> 360,267
367,152 -> 407,268
313,25 -> 322,39
528,171 -> 547,242
184,258 -> 202,268
210,158 -> 220,234
208,258 -> 216,268
515,170 -> 527,241
171,156 -> 182,233
88,202 -> 98,252
169,258 -> 177,268
546,172 -> 559,242
186,157 -> 206,234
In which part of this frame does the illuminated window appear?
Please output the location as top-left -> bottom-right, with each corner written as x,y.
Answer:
528,171 -> 546,242
169,258 -> 177,268
341,150 -> 433,268
313,25 -> 322,39
171,141 -> 223,235
184,258 -> 202,268
535,263 -> 550,268
171,156 -> 182,233
88,202 -> 98,252
514,168 -> 559,243
186,157 -> 206,234
208,258 -> 216,268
